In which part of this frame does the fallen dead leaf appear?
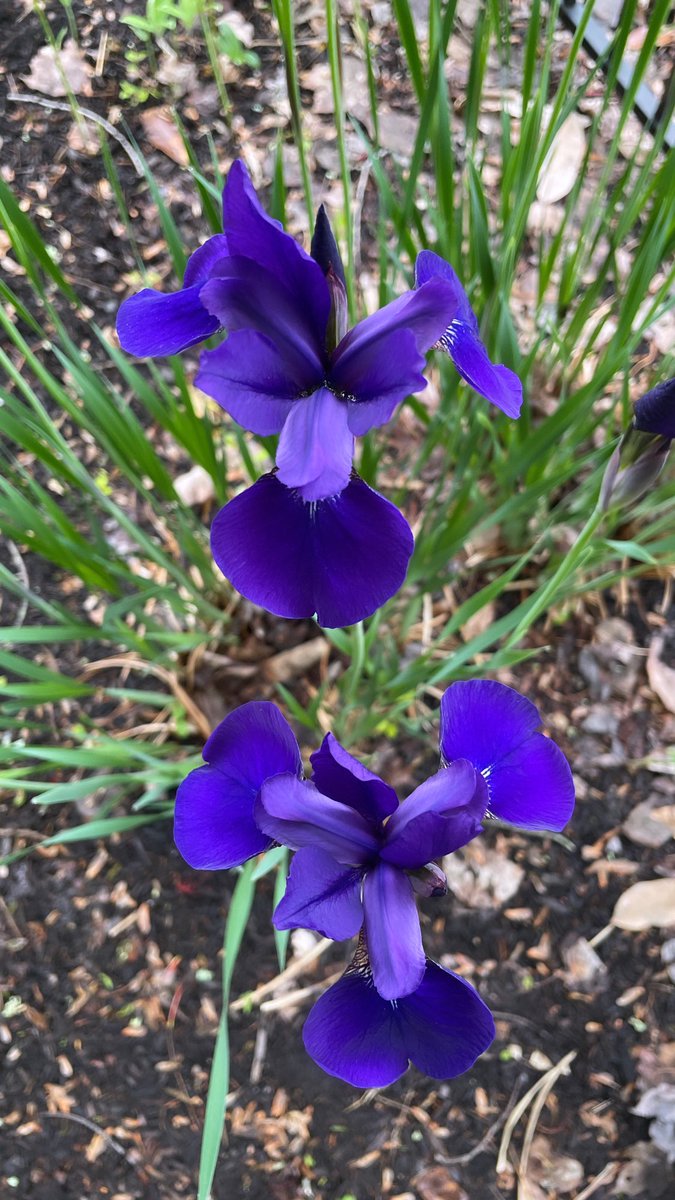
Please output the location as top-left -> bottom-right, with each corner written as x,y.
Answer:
443,841 -> 524,908
22,40 -> 93,97
263,638 -> 329,684
623,799 -> 675,849
173,464 -> 215,506
611,879 -> 675,931
561,936 -> 607,991
537,112 -> 587,203
525,1134 -> 584,1194
647,636 -> 675,715
412,1166 -> 468,1200
140,108 -> 189,166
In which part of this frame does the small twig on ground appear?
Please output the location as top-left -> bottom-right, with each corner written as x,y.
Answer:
6,86 -> 145,176
259,970 -> 342,1014
230,937 -> 333,1012
442,1073 -> 527,1166
80,654 -> 211,740
496,1050 -> 576,1175
5,540 -> 29,637
249,1015 -> 269,1084
37,1110 -> 127,1156
574,1163 -> 620,1200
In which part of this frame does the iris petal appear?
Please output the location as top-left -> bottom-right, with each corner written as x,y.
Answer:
276,387 -> 354,501
196,330 -> 307,436
210,472 -> 414,628
272,846 -> 364,940
441,321 -> 523,419
363,862 -> 425,999
303,952 -> 495,1087
381,762 -> 484,869
484,733 -> 575,831
174,701 -> 301,870
256,775 -> 381,865
116,285 -> 221,357
633,377 -> 675,438
310,733 -> 398,824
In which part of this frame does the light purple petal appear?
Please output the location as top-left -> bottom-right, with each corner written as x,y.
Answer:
484,733 -> 575,831
272,846 -> 364,939
382,760 -> 482,868
276,387 -> 354,501
174,764 -> 271,870
310,733 -> 398,824
200,257 -> 326,376
440,681 -> 541,770
174,701 -> 302,871
341,328 -> 428,435
330,278 -> 461,400
210,472 -> 414,628
303,959 -> 409,1087
221,161 -> 331,351
363,862 -> 424,1000
303,950 -> 495,1087
399,960 -> 495,1078
116,285 -> 221,357
439,681 -> 574,831
256,775 -> 381,865
440,320 -> 523,419
196,331 -> 310,436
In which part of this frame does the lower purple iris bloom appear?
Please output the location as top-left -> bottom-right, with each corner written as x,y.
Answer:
303,937 -> 495,1088
210,471 -> 414,628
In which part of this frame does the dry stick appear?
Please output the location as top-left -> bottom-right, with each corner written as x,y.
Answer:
496,1050 -> 577,1175
442,1073 -> 527,1167
6,89 -> 145,176
38,1110 -> 127,1157
80,654 -> 212,741
259,971 -> 343,1014
229,937 -> 333,1013
574,1163 -> 620,1200
518,1051 -> 578,1195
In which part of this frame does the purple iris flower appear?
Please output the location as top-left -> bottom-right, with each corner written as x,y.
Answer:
303,936 -> 495,1088
209,470 -> 414,628
439,680 -> 575,831
415,251 -> 523,420
256,733 -> 485,1000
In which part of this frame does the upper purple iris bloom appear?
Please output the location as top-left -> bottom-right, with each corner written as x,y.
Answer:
117,160 -> 522,504
440,680 -> 575,831
303,936 -> 495,1088
257,733 -> 484,1000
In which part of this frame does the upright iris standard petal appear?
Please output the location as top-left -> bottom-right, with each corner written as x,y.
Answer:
174,701 -> 301,870
210,472 -> 414,628
303,948 -> 495,1087
275,387 -> 354,501
439,681 -> 575,831
414,250 -> 523,420
256,775 -> 381,865
381,761 -> 484,869
310,734 -> 399,826
272,846 -> 364,940
363,862 -> 425,999
116,234 -> 229,357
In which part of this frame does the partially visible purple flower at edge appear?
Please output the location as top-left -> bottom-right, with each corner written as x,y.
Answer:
302,934 -> 495,1088
599,376 -> 675,511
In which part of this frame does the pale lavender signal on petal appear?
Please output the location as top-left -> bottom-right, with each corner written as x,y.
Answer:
275,387 -> 355,501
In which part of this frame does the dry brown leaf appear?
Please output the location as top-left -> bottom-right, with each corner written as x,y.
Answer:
612,879 -> 675,931
444,841 -> 524,908
413,1166 -> 468,1200
647,636 -> 675,714
173,464 -> 215,506
22,40 -> 93,97
263,638 -> 328,684
537,113 -> 586,204
623,800 -> 675,848
526,1135 -> 584,1194
140,108 -> 188,166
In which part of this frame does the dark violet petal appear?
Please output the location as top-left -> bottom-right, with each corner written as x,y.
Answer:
116,285 -> 220,357
633,377 -> 675,439
203,700 -> 301,782
439,320 -> 523,419
174,764 -> 272,870
303,962 -> 410,1087
414,250 -> 476,327
382,761 -> 481,868
221,161 -> 331,349
303,950 -> 494,1087
330,278 -> 461,397
272,846 -> 364,939
276,387 -> 354,501
311,205 -> 346,287
485,732 -> 575,830
196,331 -> 306,436
200,257 -> 325,377
439,680 -> 541,772
183,234 -> 230,287
310,733 -> 398,824
210,472 -> 414,628
257,774 -> 381,865
363,862 -> 425,1000
339,328 -> 427,436
400,960 -> 495,1079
